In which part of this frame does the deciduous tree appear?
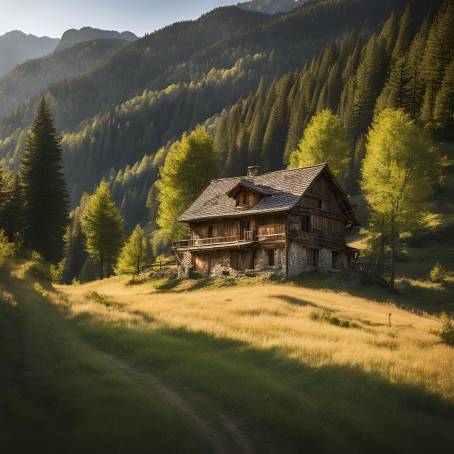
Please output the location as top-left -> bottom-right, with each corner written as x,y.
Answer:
288,110 -> 351,182
361,108 -> 441,288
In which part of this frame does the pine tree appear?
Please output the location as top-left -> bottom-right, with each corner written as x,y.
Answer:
403,18 -> 430,119
421,1 -> 454,126
81,181 -> 124,279
19,98 -> 69,262
392,2 -> 414,61
115,225 -> 150,275
1,175 -> 23,241
434,58 -> 454,137
0,165 -> 6,231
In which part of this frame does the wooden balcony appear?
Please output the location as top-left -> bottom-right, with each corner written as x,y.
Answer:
172,227 -> 286,251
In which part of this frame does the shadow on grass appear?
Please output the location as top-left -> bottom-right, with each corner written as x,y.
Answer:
272,294 -> 319,308
289,271 -> 454,314
68,304 -> 454,454
0,261 -> 207,454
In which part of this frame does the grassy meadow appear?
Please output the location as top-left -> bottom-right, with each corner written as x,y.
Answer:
1,257 -> 453,453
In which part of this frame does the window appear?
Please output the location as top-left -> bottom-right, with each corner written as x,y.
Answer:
312,249 -> 319,268
208,225 -> 214,238
268,249 -> 275,266
316,199 -> 323,209
236,191 -> 249,207
301,215 -> 311,233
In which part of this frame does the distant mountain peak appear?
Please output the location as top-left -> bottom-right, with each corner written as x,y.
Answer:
0,30 -> 59,77
237,0 -> 308,15
55,27 -> 137,52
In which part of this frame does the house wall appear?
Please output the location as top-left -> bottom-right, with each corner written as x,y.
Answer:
288,241 -> 310,277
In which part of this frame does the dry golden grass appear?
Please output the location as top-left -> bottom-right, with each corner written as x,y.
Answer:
59,276 -> 454,401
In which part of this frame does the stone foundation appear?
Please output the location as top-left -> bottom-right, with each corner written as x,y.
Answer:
177,251 -> 193,278
288,241 -> 309,277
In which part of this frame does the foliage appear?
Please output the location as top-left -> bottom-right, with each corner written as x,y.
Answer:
19,98 -> 69,262
440,312 -> 454,346
430,262 -> 446,283
362,109 -> 440,231
0,229 -> 18,258
115,225 -> 150,275
81,181 -> 124,279
288,109 -> 351,182
361,108 -> 441,287
157,127 -> 219,240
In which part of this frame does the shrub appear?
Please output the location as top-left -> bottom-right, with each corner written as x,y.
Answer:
440,312 -> 454,346
0,230 -> 19,258
430,263 -> 445,283
310,310 -> 355,328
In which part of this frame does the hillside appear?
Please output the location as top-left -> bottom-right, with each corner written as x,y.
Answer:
0,30 -> 59,77
55,26 -> 137,52
0,39 -> 130,120
0,0 -> 429,211
238,0 -> 309,14
1,257 -> 453,452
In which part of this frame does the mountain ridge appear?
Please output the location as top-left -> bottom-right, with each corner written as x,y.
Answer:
0,30 -> 59,77
55,26 -> 137,52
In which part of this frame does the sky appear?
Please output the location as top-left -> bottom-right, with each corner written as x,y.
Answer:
0,0 -> 238,38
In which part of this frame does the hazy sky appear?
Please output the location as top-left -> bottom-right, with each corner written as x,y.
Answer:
0,0 -> 238,38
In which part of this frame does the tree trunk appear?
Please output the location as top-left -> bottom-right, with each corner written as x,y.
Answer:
379,230 -> 385,275
390,222 -> 397,290
100,255 -> 104,280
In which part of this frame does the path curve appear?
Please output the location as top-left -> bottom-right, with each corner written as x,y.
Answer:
101,352 -> 259,454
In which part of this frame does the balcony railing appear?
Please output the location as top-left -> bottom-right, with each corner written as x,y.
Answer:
172,227 -> 286,249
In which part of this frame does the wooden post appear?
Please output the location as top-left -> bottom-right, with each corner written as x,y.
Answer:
388,313 -> 392,328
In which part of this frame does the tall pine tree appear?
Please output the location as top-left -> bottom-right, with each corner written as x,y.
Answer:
19,98 -> 69,262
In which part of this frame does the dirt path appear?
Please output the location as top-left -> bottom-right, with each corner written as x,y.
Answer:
100,351 -> 260,454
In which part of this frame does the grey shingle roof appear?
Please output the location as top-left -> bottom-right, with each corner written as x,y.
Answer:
178,163 -> 327,222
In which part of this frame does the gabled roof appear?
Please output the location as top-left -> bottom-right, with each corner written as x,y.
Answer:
226,178 -> 274,198
179,163 -> 342,222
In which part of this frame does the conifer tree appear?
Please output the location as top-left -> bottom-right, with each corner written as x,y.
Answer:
421,1 -> 454,126
19,97 -> 69,262
361,109 -> 441,288
115,225 -> 150,275
0,165 -> 5,230
1,175 -> 23,241
81,181 -> 124,279
434,58 -> 454,137
392,2 -> 414,61
289,110 -> 351,183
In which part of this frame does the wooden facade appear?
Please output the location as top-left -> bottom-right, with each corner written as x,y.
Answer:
173,164 -> 358,278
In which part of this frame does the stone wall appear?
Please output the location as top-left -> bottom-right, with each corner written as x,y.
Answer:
288,241 -> 309,277
177,251 -> 193,278
319,248 -> 332,272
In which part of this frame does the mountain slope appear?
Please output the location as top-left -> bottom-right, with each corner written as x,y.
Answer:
0,39 -> 130,120
0,31 -> 59,77
55,26 -> 137,52
238,0 -> 309,14
0,0 -> 442,217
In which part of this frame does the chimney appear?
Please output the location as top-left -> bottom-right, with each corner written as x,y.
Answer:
247,166 -> 260,177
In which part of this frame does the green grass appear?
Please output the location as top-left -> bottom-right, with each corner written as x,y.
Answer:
2,259 -> 454,452
0,260 -> 207,453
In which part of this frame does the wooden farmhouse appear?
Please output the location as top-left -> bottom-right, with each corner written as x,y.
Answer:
172,163 -> 359,278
